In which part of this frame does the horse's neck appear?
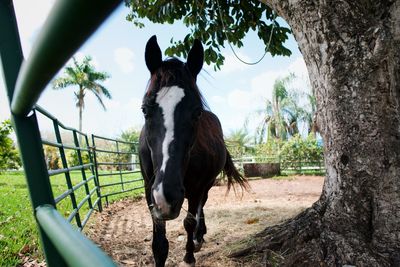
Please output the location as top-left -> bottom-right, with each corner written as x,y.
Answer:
192,111 -> 225,153
200,111 -> 223,135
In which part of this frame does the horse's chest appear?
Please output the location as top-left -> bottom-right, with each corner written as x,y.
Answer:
186,150 -> 225,177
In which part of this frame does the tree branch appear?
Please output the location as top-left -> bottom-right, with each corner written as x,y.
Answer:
258,0 -> 290,21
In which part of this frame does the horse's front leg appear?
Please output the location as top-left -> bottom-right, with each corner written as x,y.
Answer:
193,208 -> 206,252
152,219 -> 168,267
181,200 -> 199,266
193,193 -> 208,252
146,186 -> 168,267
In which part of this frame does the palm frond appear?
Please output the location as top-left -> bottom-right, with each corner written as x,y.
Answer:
88,71 -> 110,81
91,90 -> 107,110
52,77 -> 75,89
94,83 -> 112,99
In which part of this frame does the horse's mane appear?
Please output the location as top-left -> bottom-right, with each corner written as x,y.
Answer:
146,57 -> 209,109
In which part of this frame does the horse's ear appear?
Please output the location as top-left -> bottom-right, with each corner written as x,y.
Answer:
145,35 -> 162,74
187,39 -> 204,78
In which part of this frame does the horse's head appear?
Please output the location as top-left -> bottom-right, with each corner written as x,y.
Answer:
142,35 -> 204,220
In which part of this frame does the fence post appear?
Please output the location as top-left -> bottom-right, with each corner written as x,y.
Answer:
0,1 -> 67,266
73,130 -> 93,210
116,140 -> 125,192
91,135 -> 103,212
53,120 -> 82,229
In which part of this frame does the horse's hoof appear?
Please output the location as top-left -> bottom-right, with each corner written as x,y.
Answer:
179,261 -> 195,267
193,239 -> 204,252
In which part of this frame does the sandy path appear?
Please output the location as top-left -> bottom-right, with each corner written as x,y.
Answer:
87,176 -> 324,266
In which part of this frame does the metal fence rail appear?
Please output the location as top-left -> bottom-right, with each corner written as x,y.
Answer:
35,105 -> 145,225
92,134 -> 144,205
36,106 -> 102,230
0,0 -> 126,266
232,156 -> 325,177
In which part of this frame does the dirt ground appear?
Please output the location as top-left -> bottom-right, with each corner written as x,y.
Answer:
87,175 -> 324,266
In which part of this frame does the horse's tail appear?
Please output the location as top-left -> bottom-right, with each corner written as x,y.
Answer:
223,150 -> 249,193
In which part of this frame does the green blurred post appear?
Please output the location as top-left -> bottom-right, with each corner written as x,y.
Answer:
36,205 -> 116,267
0,1 -> 67,266
0,0 -> 121,265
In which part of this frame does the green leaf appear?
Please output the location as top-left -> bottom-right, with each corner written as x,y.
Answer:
125,0 -> 292,69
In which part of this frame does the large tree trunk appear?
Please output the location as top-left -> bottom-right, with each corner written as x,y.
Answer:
234,1 -> 400,265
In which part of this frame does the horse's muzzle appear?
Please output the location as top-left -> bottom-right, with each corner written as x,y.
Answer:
152,199 -> 183,220
152,182 -> 184,220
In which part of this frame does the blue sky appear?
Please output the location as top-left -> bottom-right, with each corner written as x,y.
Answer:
0,1 -> 309,139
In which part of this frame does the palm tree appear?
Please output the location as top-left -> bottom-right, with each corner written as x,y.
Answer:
52,56 -> 111,132
302,92 -> 318,136
280,90 -> 305,136
256,73 -> 297,143
225,120 -> 253,158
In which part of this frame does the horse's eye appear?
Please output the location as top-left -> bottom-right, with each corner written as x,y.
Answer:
141,106 -> 148,118
193,108 -> 203,120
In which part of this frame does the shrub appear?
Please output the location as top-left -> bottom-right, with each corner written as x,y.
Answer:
279,134 -> 324,170
43,145 -> 62,170
67,150 -> 90,167
254,139 -> 282,162
0,120 -> 21,170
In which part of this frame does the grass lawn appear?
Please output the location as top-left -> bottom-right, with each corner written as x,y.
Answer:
0,170 -> 144,266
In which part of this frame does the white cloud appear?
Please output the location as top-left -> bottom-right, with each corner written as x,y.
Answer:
13,0 -> 55,57
125,97 -> 142,110
0,76 -> 11,121
251,56 -> 310,100
206,59 -> 309,122
204,52 -> 251,75
288,56 -> 308,79
209,56 -> 310,133
210,95 -> 226,105
250,70 -> 283,100
227,89 -> 255,111
114,47 -> 135,73
287,57 -> 310,92
220,52 -> 251,74
105,99 -> 121,110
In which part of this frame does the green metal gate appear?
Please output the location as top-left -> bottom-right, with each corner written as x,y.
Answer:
36,105 -> 101,231
0,0 -> 143,266
34,105 -> 144,230
91,135 -> 143,206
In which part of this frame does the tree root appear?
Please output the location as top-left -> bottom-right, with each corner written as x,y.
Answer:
229,201 -> 394,266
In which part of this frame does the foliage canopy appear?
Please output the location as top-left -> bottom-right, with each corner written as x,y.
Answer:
125,0 -> 292,69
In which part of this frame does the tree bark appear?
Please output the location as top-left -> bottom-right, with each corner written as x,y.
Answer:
235,1 -> 400,265
79,105 -> 83,133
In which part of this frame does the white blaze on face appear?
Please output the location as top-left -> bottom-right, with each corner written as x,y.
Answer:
156,85 -> 185,173
152,183 -> 170,214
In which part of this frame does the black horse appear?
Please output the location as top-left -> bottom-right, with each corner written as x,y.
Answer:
139,35 -> 248,267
